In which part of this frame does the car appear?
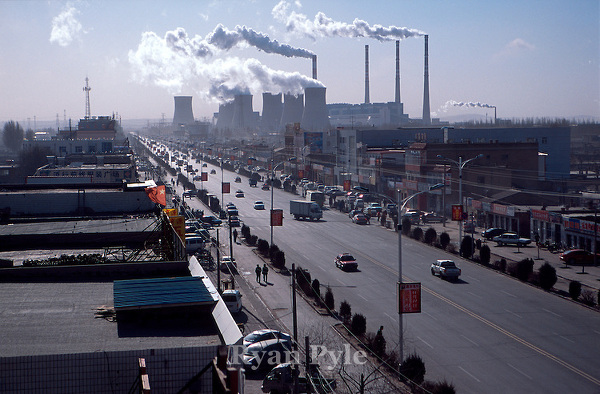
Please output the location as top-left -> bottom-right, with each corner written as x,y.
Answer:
235,176 -> 242,183
227,207 -> 239,216
182,190 -> 194,198
222,289 -> 242,313
193,175 -> 202,181
229,216 -> 241,227
185,236 -> 208,254
243,329 -> 292,348
559,249 -> 600,265
402,211 -> 420,225
482,228 -> 507,240
352,213 -> 369,225
492,232 -> 532,247
200,215 -> 222,226
202,163 -> 207,167
235,190 -> 245,198
226,202 -> 236,208
463,221 -> 476,233
431,259 -> 461,280
262,183 -> 270,190
242,338 -> 293,371
348,209 -> 362,218
335,253 -> 358,271
366,203 -> 382,215
220,256 -> 237,272
422,212 -> 445,223
254,201 -> 265,210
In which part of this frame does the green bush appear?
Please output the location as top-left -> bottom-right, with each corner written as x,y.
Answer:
248,235 -> 258,246
311,278 -> 321,300
401,218 -> 411,235
538,262 -> 557,290
580,290 -> 596,306
421,379 -> 456,394
400,353 -> 426,384
424,228 -> 437,244
241,224 -> 251,239
269,244 -> 280,260
350,313 -> 367,336
372,326 -> 386,358
515,258 -> 534,281
411,227 -> 423,241
339,300 -> 351,323
479,245 -> 491,265
461,236 -> 474,258
296,267 -> 312,295
257,239 -> 269,256
439,232 -> 450,249
273,250 -> 286,269
569,280 -> 582,300
324,286 -> 335,310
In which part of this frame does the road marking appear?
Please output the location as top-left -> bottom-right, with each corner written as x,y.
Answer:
594,330 -> 600,336
467,291 -> 482,299
507,363 -> 532,380
504,309 -> 522,319
384,312 -> 397,322
543,308 -> 562,318
467,276 -> 480,282
317,265 -> 326,271
458,366 -> 481,382
337,278 -> 347,286
422,311 -> 437,321
461,335 -> 479,346
358,294 -> 369,302
417,336 -> 434,349
554,333 -> 575,343
501,290 -> 516,298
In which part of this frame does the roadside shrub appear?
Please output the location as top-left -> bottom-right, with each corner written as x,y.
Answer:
580,290 -> 596,306
372,326 -> 386,358
461,236 -> 474,258
339,300 -> 351,324
311,279 -> 321,301
273,250 -> 286,269
257,239 -> 269,256
446,244 -> 457,254
400,353 -> 426,385
401,218 -> 411,235
515,258 -> 534,281
479,245 -> 491,265
420,379 -> 456,394
538,262 -> 557,290
569,280 -> 582,300
494,258 -> 507,272
324,286 -> 335,310
475,238 -> 482,250
248,235 -> 258,246
269,244 -> 280,260
350,313 -> 367,336
439,232 -> 450,249
411,227 -> 423,241
296,267 -> 312,295
424,228 -> 437,244
241,224 -> 251,239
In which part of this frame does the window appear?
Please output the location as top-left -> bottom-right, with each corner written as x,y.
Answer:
75,146 -> 83,153
541,137 -> 548,144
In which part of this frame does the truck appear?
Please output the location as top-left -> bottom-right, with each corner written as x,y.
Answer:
290,200 -> 322,221
431,259 -> 461,280
306,190 -> 325,207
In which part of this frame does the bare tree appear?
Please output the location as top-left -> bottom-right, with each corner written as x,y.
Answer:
2,121 -> 24,152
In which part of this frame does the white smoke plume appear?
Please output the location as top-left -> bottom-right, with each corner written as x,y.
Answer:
440,100 -> 496,112
272,0 -> 425,41
49,5 -> 83,46
128,31 -> 322,101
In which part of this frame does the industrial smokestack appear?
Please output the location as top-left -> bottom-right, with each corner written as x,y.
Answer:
173,96 -> 194,125
422,35 -> 431,125
395,40 -> 401,103
364,45 -> 370,104
301,87 -> 329,131
312,55 -> 317,79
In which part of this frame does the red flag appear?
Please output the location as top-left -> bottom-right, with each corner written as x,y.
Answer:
145,185 -> 166,206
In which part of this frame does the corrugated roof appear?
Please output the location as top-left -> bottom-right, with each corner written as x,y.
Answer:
113,276 -> 215,310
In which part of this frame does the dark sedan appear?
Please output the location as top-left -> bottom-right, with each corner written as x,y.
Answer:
352,213 -> 369,225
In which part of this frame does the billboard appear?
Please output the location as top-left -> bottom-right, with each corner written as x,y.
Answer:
451,204 -> 463,221
398,282 -> 421,314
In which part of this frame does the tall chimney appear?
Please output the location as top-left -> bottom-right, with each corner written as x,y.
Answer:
395,40 -> 401,103
312,55 -> 317,79
364,45 -> 370,104
422,35 -> 431,125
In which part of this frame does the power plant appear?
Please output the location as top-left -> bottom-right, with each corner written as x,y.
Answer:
364,45 -> 370,104
280,93 -> 304,129
300,87 -> 330,131
172,96 -> 194,125
261,93 -> 283,132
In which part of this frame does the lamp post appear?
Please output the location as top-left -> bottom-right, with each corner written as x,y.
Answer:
270,156 -> 297,246
437,154 -> 483,254
398,183 -> 445,366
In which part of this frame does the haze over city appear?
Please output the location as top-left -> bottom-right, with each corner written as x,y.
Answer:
1,0 -> 598,125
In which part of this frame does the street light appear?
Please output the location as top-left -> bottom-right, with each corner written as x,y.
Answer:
437,154 -> 483,254
397,183 -> 445,367
270,156 -> 297,246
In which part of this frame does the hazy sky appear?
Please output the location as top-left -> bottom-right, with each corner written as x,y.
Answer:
1,0 -> 598,127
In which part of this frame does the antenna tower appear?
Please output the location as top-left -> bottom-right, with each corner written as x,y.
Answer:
83,77 -> 92,119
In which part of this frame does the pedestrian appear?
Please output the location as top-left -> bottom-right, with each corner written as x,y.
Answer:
255,264 -> 261,283
233,229 -> 238,243
262,263 -> 269,282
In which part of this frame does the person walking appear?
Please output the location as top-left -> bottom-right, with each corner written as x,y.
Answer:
262,263 -> 269,283
233,229 -> 238,243
255,264 -> 261,283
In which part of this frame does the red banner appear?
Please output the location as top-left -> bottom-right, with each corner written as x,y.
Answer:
201,172 -> 208,181
343,180 -> 351,191
398,282 -> 421,314
222,182 -> 230,193
271,209 -> 283,226
451,204 -> 463,221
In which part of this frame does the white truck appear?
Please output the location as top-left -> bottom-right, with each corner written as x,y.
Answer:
290,200 -> 322,221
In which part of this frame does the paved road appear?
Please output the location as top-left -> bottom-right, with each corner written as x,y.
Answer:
154,145 -> 600,393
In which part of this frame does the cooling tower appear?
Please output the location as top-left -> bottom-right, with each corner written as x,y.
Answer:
280,93 -> 304,128
312,55 -> 317,80
422,35 -> 431,125
300,87 -> 330,131
173,96 -> 194,125
364,45 -> 370,104
395,40 -> 401,103
216,101 -> 234,130
261,93 -> 283,132
231,94 -> 255,130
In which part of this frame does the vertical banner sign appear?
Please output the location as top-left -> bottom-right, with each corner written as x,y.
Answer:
230,155 -> 235,161
271,209 -> 283,226
201,172 -> 208,181
222,182 -> 230,194
343,180 -> 351,191
169,215 -> 186,241
248,159 -> 253,165
298,170 -> 304,179
397,282 -> 421,314
451,204 -> 463,221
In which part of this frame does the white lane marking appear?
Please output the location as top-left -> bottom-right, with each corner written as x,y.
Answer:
461,335 -> 479,346
459,366 -> 481,382
554,333 -> 575,343
542,308 -> 562,318
337,278 -> 347,286
467,276 -> 480,282
501,290 -> 516,298
594,330 -> 600,336
318,265 -> 326,271
507,363 -> 532,380
417,336 -> 434,349
504,309 -> 522,319
467,291 -> 482,299
422,311 -> 437,321
384,312 -> 397,322
358,294 -> 369,302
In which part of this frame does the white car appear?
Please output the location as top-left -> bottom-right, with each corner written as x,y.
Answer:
254,201 -> 265,210
220,256 -> 237,272
222,290 -> 242,313
243,329 -> 292,347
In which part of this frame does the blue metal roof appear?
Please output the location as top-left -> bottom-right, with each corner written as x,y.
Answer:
113,276 -> 215,310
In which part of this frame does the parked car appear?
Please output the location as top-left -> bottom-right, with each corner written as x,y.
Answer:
463,221 -> 476,233
185,236 -> 208,254
222,289 -> 242,313
200,215 -> 222,226
229,216 -> 241,227
402,211 -> 420,225
235,190 -> 245,198
366,203 -> 383,216
482,228 -> 507,240
254,201 -> 265,210
492,232 -> 532,247
243,329 -> 292,348
220,256 -> 237,272
202,163 -> 207,167
335,253 -> 358,271
431,259 -> 461,280
227,207 -> 239,216
182,190 -> 194,198
422,212 -> 445,223
235,176 -> 242,183
352,213 -> 369,225
243,339 -> 293,371
559,249 -> 600,265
